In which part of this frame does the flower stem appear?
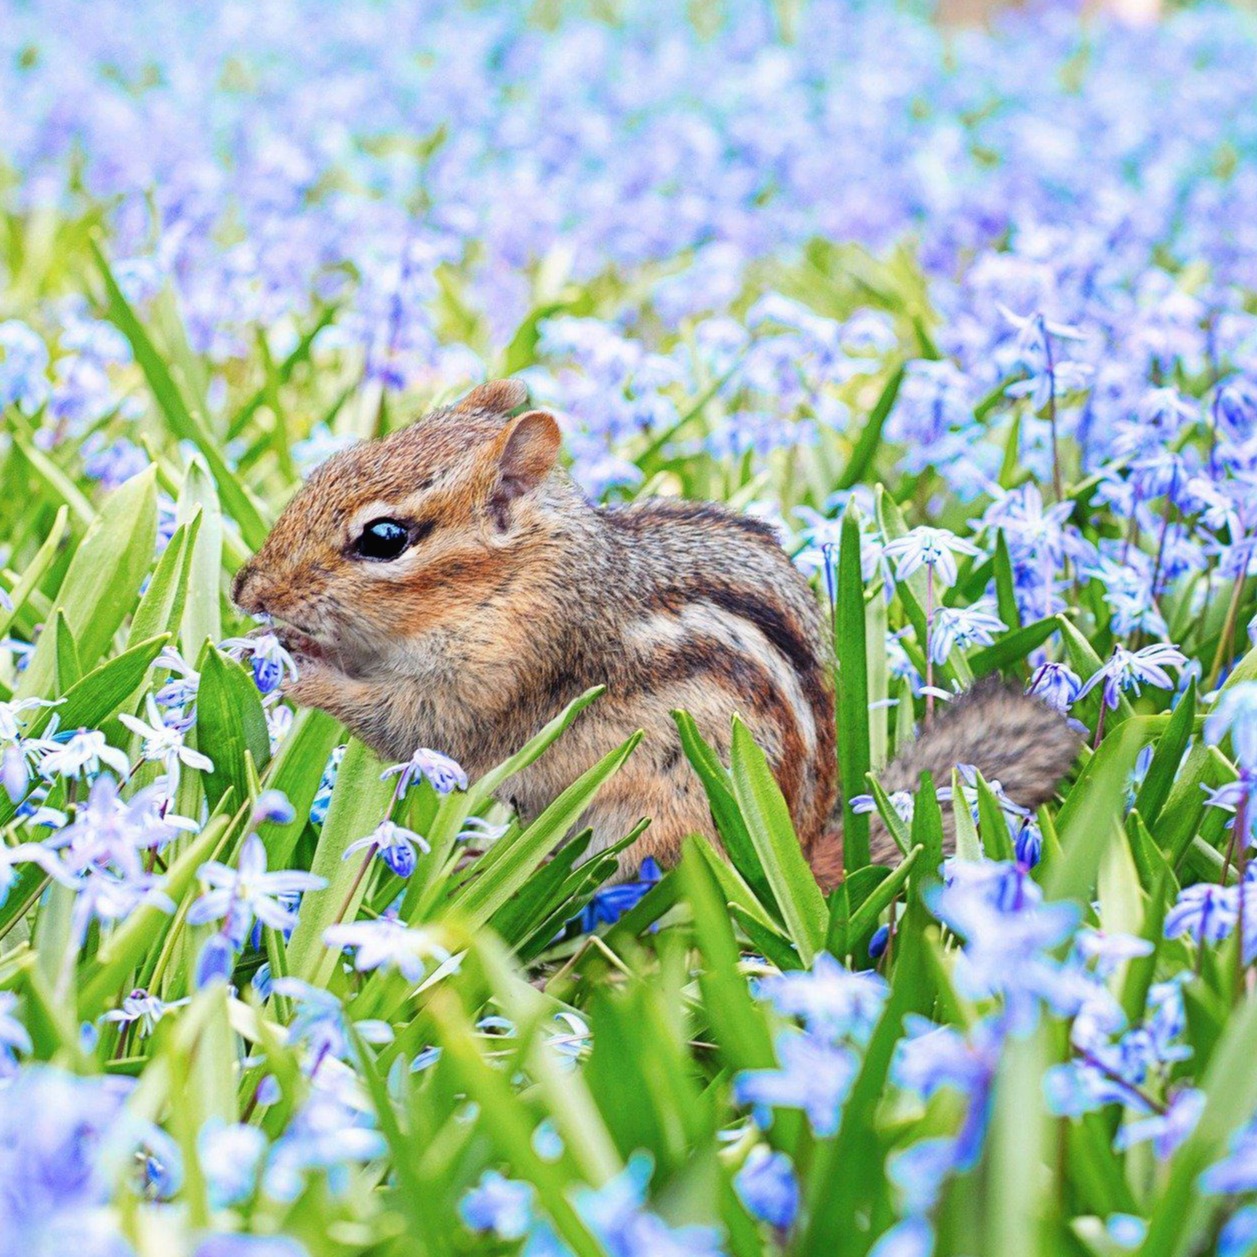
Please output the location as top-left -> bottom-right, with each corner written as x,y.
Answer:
925,564 -> 935,724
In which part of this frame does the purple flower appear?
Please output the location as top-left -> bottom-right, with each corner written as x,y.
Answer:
381,747 -> 469,796
733,1030 -> 858,1136
882,527 -> 980,589
1114,1087 -> 1205,1160
753,952 -> 888,1044
734,1148 -> 799,1230
1078,644 -> 1189,711
459,1170 -> 535,1239
1027,662 -> 1082,714
187,834 -> 325,946
343,818 -> 429,879
1207,682 -> 1257,773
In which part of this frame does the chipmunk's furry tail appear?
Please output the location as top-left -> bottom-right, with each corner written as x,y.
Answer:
808,677 -> 1081,888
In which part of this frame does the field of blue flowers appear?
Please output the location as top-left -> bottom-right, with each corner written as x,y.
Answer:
3,1 -> 1257,1254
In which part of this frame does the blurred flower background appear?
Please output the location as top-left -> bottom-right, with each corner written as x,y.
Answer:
2,1 -> 1257,1254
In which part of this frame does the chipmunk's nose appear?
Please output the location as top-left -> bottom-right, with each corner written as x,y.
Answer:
232,561 -> 269,616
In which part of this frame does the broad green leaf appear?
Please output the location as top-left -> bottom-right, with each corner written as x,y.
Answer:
836,363 -> 903,490
729,716 -> 827,964
402,685 -> 605,919
836,504 -> 871,870
176,457 -> 224,653
128,514 -> 201,649
17,465 -> 157,698
952,767 -> 982,862
286,738 -> 395,985
0,504 -> 67,639
448,731 -> 642,931
195,645 -> 270,810
1134,679 -> 1195,829
672,708 -> 773,910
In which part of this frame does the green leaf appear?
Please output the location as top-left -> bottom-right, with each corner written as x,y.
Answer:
0,505 -> 67,639
1046,717 -> 1151,906
679,841 -> 776,1071
975,769 -> 1015,863
1138,992 -> 1257,1257
833,847 -> 919,960
255,707 -> 344,869
836,504 -> 871,870
1134,679 -> 1195,829
672,708 -> 773,909
176,458 -> 223,652
402,685 -> 605,920
836,363 -> 903,490
729,716 -> 827,964
992,529 -> 1022,632
968,615 -> 1059,680
952,767 -> 983,862
17,465 -> 157,698
448,732 -> 642,931
195,645 -> 270,810
92,241 -> 271,550
51,610 -> 82,693
285,738 -> 395,985
128,514 -> 202,650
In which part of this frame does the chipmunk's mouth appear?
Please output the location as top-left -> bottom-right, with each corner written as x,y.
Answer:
271,620 -> 326,664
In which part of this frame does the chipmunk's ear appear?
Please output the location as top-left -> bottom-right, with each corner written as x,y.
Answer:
486,409 -> 561,526
455,378 -> 528,418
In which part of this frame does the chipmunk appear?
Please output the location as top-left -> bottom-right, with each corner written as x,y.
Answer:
232,379 -> 1079,887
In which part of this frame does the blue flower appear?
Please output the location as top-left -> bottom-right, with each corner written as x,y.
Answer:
577,858 -> 661,931
460,1170 -> 535,1240
1114,1087 -> 1205,1160
1078,643 -> 1188,711
882,527 -> 980,589
1219,1205 -> 1257,1257
1201,1116 -> 1257,1195
752,952 -> 888,1044
0,992 -> 30,1076
869,1217 -> 935,1257
198,1119 -> 268,1207
928,602 -> 1006,665
734,1148 -> 798,1230
1164,883 -> 1239,946
1027,662 -> 1082,714
1206,682 -> 1257,774
187,834 -> 326,947
733,1030 -> 858,1136
221,632 -> 299,695
343,818 -> 430,879
1105,1214 -> 1148,1249
193,1237 -> 309,1257
381,746 -> 469,796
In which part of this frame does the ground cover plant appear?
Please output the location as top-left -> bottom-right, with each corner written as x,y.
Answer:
2,0 -> 1257,1253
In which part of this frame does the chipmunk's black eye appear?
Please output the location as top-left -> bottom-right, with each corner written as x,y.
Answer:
355,518 -> 411,561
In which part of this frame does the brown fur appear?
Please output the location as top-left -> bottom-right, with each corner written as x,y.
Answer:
235,380 -> 1078,886
805,677 -> 1082,886
233,380 -> 837,875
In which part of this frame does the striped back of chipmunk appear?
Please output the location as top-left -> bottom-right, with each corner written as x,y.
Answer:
602,499 -> 837,848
